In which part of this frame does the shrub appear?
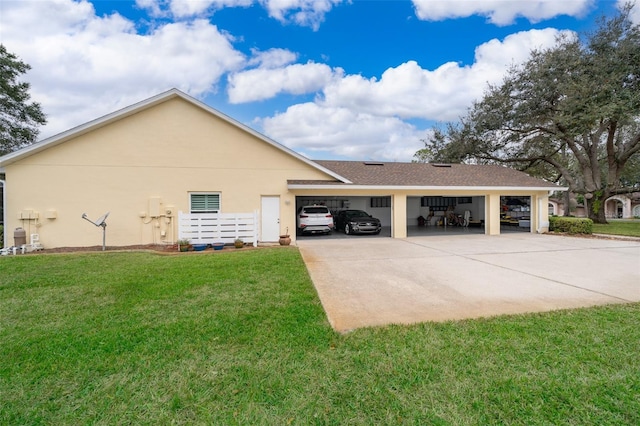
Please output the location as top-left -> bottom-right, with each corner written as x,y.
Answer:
549,216 -> 593,234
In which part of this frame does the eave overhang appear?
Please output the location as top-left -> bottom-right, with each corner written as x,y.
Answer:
288,183 -> 568,192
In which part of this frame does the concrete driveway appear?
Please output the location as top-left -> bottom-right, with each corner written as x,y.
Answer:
297,233 -> 640,332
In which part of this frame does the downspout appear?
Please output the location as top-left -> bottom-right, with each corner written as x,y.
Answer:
0,179 -> 5,248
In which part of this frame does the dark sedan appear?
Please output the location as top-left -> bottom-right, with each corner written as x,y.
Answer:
334,209 -> 382,235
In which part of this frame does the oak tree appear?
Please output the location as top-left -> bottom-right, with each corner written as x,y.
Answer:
415,5 -> 640,223
0,44 -> 46,157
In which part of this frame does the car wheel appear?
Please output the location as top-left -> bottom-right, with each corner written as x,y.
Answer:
344,224 -> 351,235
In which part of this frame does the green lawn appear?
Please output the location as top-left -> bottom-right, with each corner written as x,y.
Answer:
1,249 -> 639,424
593,219 -> 640,237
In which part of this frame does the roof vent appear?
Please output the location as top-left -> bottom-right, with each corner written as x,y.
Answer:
364,161 -> 384,166
431,163 -> 452,168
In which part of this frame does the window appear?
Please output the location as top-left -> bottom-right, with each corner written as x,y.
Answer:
421,196 -> 456,208
370,197 -> 390,208
298,198 -> 346,211
190,193 -> 220,213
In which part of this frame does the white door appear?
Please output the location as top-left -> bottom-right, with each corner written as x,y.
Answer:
261,196 -> 280,242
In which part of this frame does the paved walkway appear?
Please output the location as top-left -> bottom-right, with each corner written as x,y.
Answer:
297,234 -> 640,332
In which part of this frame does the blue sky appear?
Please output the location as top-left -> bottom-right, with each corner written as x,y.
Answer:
1,0 -> 636,161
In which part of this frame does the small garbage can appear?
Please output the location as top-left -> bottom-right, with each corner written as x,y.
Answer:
14,227 -> 27,247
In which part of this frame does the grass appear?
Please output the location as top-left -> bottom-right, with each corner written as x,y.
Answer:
593,219 -> 640,237
1,248 -> 639,424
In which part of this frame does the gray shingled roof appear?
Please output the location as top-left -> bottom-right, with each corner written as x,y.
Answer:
289,161 -> 559,189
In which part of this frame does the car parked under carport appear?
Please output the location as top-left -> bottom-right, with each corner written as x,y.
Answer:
296,205 -> 334,235
333,209 -> 382,235
294,195 -> 392,239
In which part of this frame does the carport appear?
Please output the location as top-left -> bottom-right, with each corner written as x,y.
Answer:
407,195 -> 486,236
288,161 -> 565,242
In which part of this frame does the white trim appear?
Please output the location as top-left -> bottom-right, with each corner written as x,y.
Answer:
0,89 -> 351,184
288,184 -> 568,192
0,179 -> 5,248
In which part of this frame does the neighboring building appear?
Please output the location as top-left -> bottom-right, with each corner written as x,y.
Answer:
604,193 -> 640,219
0,89 -> 564,248
549,193 -> 640,219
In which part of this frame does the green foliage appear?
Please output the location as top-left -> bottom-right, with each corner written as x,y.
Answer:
1,250 -> 639,424
0,44 -> 47,156
550,216 -> 594,234
591,190 -> 604,214
619,151 -> 640,190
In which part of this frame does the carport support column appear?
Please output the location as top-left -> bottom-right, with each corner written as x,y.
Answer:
485,193 -> 501,235
392,193 -> 407,238
534,193 -> 550,233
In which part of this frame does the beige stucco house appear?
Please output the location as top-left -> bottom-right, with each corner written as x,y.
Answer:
549,193 -> 640,219
0,89 -> 564,249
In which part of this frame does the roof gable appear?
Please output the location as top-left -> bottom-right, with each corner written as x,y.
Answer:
0,89 -> 350,182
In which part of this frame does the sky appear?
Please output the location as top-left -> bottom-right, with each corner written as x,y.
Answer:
1,0 -> 638,162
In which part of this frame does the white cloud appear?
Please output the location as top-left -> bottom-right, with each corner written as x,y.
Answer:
134,0 -> 166,17
247,48 -> 298,68
135,0 -> 254,18
1,0 -> 245,138
261,0 -> 343,30
170,0 -> 220,17
412,0 -> 594,25
228,48 -> 340,104
260,28 -> 568,161
171,0 -> 252,18
228,61 -> 340,103
136,0 -> 343,29
262,103 -> 429,161
351,27 -> 568,118
618,0 -> 640,24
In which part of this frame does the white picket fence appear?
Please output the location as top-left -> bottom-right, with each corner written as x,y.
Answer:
178,211 -> 259,247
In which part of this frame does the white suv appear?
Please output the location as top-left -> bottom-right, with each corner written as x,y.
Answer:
296,205 -> 334,235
